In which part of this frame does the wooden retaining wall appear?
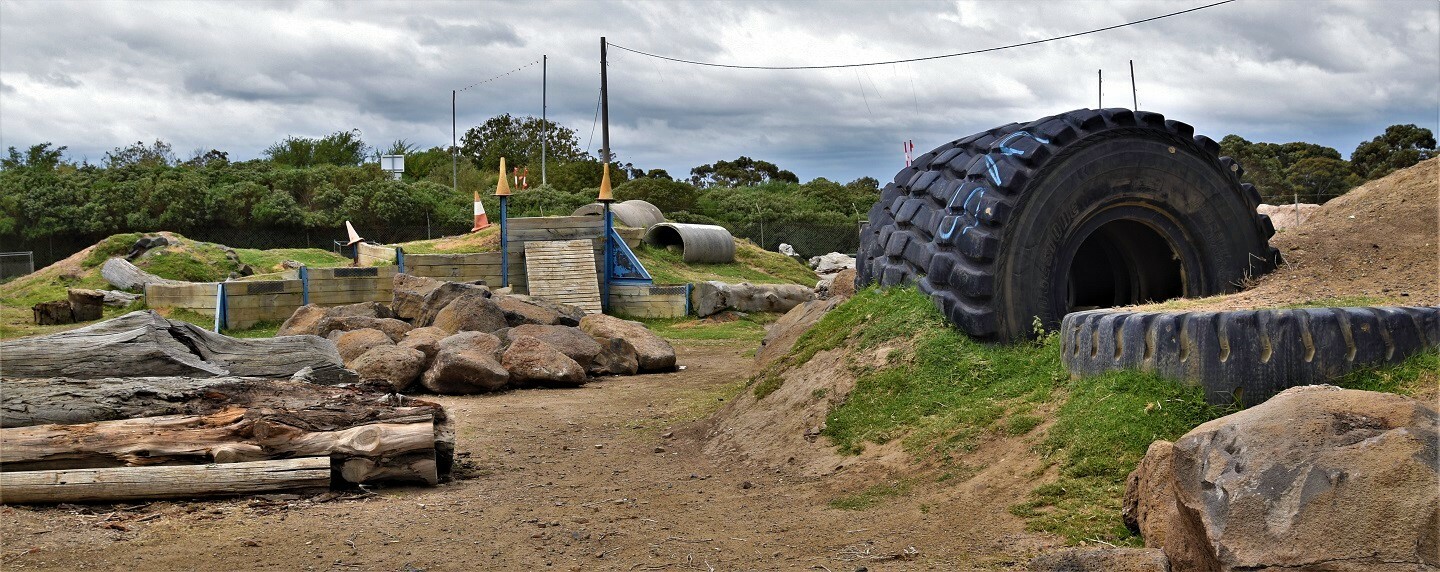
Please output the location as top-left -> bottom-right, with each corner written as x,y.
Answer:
609,284 -> 690,319
356,242 -> 397,266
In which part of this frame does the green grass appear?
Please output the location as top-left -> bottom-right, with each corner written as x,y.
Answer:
638,312 -> 776,343
828,480 -> 912,510
233,248 -> 350,273
752,373 -> 784,399
634,240 -> 816,286
785,286 -> 1440,545
81,233 -> 144,268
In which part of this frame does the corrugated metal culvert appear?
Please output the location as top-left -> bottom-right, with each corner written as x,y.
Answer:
644,223 -> 736,263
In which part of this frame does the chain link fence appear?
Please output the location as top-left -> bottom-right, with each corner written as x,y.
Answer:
726,221 -> 862,259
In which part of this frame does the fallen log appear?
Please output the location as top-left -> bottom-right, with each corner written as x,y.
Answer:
100,257 -> 183,291
0,457 -> 331,504
1,311 -> 354,384
2,407 -> 440,485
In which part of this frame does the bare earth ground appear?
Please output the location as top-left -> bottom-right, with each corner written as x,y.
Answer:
0,339 -> 1058,572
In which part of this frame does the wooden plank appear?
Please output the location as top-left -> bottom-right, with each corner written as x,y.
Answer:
524,240 -> 602,314
0,457 -> 332,504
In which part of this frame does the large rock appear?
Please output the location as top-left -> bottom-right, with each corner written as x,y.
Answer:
1139,385 -> 1439,572
589,337 -> 639,376
690,281 -> 815,318
506,294 -> 586,327
432,292 -> 508,334
397,326 -> 448,369
828,268 -> 857,299
1029,548 -> 1169,572
317,316 -> 412,342
277,304 -> 327,337
502,335 -> 585,387
350,344 -> 426,392
1122,441 -> 1178,549
335,328 -> 394,364
421,332 -> 508,394
326,301 -> 395,320
508,324 -> 601,370
807,252 -> 856,274
414,282 -> 490,327
391,274 -> 442,321
493,295 -> 562,327
579,314 -> 675,372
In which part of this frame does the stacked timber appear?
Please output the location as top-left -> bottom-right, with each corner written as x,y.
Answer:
0,376 -> 454,503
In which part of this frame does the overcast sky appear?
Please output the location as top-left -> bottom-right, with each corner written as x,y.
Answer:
2,0 -> 1436,183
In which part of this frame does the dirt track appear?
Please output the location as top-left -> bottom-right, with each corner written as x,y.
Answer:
0,339 -> 1055,572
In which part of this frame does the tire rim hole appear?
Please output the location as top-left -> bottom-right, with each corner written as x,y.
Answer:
1064,219 -> 1185,313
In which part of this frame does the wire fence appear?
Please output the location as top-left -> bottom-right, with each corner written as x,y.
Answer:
726,221 -> 861,259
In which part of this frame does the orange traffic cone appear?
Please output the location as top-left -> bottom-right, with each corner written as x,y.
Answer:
344,220 -> 364,245
474,159 -> 505,232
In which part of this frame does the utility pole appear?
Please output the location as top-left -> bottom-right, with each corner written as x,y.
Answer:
451,90 -> 458,194
1130,60 -> 1138,110
541,54 -> 548,186
600,39 -> 611,165
1097,69 -> 1102,108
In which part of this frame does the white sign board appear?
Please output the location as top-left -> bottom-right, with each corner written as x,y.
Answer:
380,155 -> 405,180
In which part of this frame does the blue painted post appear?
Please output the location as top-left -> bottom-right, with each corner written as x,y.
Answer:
500,196 -> 509,287
602,203 -> 613,313
213,282 -> 226,332
299,266 -> 310,306
396,247 -> 406,274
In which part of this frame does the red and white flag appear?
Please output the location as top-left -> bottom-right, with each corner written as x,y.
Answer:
903,140 -> 915,167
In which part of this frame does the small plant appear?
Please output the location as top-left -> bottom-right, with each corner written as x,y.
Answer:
752,374 -> 784,399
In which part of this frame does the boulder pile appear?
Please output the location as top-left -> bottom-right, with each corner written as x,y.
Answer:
277,273 -> 676,394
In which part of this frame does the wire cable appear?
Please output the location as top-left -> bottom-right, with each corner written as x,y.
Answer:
608,0 -> 1235,70
458,59 -> 542,92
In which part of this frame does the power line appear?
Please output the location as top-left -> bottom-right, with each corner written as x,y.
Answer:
458,59 -> 542,92
608,0 -> 1236,70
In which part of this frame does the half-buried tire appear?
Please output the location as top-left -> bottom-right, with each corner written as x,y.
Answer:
1061,306 -> 1440,406
857,108 -> 1281,340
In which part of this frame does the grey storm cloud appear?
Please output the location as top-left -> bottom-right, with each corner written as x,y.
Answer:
0,0 -> 1436,183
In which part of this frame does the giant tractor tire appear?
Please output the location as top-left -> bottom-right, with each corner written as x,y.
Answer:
857,108 -> 1281,340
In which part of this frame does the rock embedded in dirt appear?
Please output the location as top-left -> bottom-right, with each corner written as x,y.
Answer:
422,332 -> 509,394
1151,385 -> 1439,572
827,268 -> 857,299
414,282 -> 491,327
808,252 -> 856,274
691,281 -> 815,318
335,328 -> 394,364
493,295 -> 563,327
398,326 -> 448,370
391,274 -> 443,321
507,294 -> 586,327
277,304 -> 327,337
509,324 -> 602,370
579,314 -> 676,372
432,292 -> 508,335
502,335 -> 585,387
350,344 -> 426,392
279,306 -> 411,341
589,337 -> 639,376
1122,441 -> 1177,548
1028,548 -> 1169,572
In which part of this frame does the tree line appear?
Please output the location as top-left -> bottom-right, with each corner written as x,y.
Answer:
1,115 -> 1431,257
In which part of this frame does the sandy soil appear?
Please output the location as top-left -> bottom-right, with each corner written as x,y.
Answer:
1136,158 -> 1439,311
0,338 -> 1057,572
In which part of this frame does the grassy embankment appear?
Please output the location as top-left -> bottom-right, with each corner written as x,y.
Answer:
768,286 -> 1437,545
0,233 -> 348,339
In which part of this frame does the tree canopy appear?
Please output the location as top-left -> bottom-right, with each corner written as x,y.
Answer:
1350,124 -> 1436,180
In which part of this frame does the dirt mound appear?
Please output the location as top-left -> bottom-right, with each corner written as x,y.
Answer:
1145,158 -> 1438,311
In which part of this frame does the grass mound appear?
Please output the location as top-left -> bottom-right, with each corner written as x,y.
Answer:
783,286 -> 1437,545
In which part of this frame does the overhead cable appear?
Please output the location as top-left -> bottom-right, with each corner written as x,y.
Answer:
458,59 -> 542,92
608,0 -> 1236,70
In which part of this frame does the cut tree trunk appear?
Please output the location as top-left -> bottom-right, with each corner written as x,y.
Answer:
31,300 -> 73,326
0,457 -> 331,504
1,311 -> 354,384
2,408 -> 440,485
67,289 -> 105,322
0,376 -> 454,482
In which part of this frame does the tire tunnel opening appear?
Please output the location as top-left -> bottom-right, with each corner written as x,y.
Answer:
1064,219 -> 1184,312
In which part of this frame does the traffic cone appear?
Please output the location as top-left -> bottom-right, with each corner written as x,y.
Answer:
344,220 -> 363,245
597,162 -> 613,202
474,159 -> 504,232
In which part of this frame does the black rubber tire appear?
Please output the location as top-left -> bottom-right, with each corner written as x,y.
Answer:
1061,306 -> 1440,406
856,108 -> 1281,340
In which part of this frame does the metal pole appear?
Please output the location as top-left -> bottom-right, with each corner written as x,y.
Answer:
1097,69 -> 1102,108
451,90 -> 458,194
541,54 -> 548,186
500,196 -> 509,287
601,37 -> 610,165
602,203 -> 613,313
1129,60 -> 1138,110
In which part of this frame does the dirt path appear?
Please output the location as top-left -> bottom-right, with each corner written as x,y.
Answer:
1,339 -> 1053,571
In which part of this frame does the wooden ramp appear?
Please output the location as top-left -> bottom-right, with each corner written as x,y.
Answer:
524,239 -> 602,314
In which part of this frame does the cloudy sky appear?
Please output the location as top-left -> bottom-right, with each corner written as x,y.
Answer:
1,0 -> 1436,183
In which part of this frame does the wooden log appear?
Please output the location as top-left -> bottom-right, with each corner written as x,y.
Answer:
100,257 -> 185,290
0,376 -> 454,482
0,457 -> 331,504
1,408 -> 439,485
1,311 -> 352,383
31,300 -> 73,325
67,289 -> 106,322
